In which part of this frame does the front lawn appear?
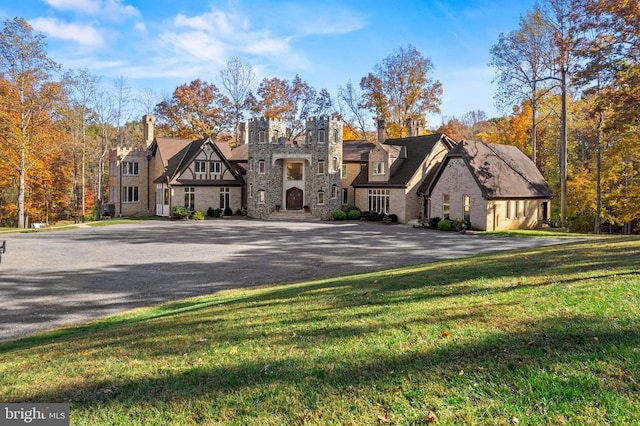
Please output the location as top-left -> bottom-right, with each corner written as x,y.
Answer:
1,237 -> 638,425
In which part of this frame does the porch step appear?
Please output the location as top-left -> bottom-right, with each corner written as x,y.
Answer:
266,210 -> 320,221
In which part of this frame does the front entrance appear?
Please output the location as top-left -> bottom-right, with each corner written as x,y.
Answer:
286,187 -> 303,210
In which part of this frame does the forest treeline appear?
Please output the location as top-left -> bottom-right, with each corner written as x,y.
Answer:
0,0 -> 638,232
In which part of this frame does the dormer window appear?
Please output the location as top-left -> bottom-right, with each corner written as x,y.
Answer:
373,161 -> 385,175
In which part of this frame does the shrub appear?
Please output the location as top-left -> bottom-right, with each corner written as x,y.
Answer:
388,213 -> 398,223
332,210 -> 347,220
191,210 -> 206,220
369,211 -> 380,221
347,209 -> 362,220
235,208 -> 245,216
437,219 -> 453,231
206,207 -> 216,217
171,206 -> 191,219
223,207 -> 233,216
451,218 -> 467,232
361,211 -> 371,220
428,216 -> 441,228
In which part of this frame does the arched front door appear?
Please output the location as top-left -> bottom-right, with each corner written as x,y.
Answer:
286,187 -> 303,210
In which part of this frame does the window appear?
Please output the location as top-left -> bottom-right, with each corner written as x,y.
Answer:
307,130 -> 312,142
248,157 -> 253,171
333,129 -> 339,144
184,187 -> 195,210
287,162 -> 303,180
373,161 -> 385,175
507,200 -> 515,219
122,186 -> 139,203
331,184 -> 338,199
122,161 -> 138,176
194,161 -> 207,175
220,187 -> 230,209
259,130 -> 266,143
318,129 -> 326,143
341,164 -> 347,178
274,130 -> 279,142
342,188 -> 349,205
258,160 -> 265,174
516,200 -> 524,218
210,161 -> 222,178
318,160 -> 325,175
317,190 -> 325,205
463,195 -> 471,223
443,194 -> 450,218
257,189 -> 265,204
332,157 -> 339,173
109,186 -> 115,203
249,183 -> 253,198
368,189 -> 390,213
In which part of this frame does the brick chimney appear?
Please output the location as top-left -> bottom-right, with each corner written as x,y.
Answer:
143,114 -> 154,147
377,119 -> 386,145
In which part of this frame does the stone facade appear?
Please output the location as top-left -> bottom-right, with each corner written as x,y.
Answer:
246,116 -> 343,220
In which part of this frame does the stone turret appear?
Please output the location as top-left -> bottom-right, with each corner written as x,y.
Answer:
405,118 -> 424,137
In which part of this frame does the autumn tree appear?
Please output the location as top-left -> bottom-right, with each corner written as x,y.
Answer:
0,17 -> 63,228
490,5 -> 555,164
218,56 -> 255,147
249,75 -> 333,140
360,44 -> 442,137
154,79 -> 232,139
63,68 -> 100,222
337,80 -> 369,140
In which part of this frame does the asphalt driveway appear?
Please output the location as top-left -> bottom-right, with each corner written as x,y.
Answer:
0,219 -> 576,342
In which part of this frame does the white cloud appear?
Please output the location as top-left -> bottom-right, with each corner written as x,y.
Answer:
43,0 -> 140,20
43,0 -> 99,14
29,17 -> 105,47
134,21 -> 147,34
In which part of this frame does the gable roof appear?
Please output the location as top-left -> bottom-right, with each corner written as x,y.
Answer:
352,133 -> 456,188
151,137 -> 193,169
342,140 -> 375,162
427,139 -> 554,199
153,138 -> 243,185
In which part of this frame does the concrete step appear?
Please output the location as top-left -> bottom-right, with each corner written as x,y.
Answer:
266,210 -> 320,221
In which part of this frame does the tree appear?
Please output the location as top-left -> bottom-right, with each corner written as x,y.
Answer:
154,79 -> 232,139
545,0 -> 580,227
63,68 -> 99,223
360,44 -> 442,136
490,5 -> 555,164
218,56 -> 255,147
249,75 -> 333,140
337,80 -> 369,140
0,17 -> 62,228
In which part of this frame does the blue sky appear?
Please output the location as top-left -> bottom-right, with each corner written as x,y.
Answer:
2,0 -> 535,127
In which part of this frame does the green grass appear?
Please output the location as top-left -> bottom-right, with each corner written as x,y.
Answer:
478,229 -> 591,238
1,237 -> 639,425
86,216 -> 160,227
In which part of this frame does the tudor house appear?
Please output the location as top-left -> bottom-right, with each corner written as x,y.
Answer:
108,114 -> 245,218
108,114 -> 552,229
